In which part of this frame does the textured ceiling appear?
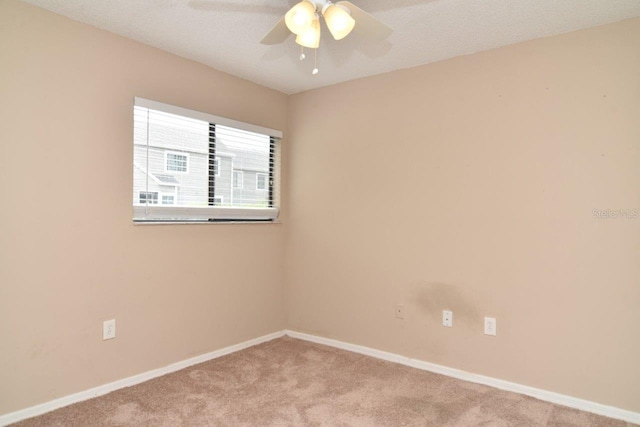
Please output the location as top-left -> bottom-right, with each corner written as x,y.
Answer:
20,0 -> 640,94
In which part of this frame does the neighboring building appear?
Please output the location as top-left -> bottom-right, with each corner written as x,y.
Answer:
133,108 -> 271,208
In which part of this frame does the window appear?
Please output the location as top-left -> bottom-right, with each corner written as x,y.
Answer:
256,173 -> 268,190
165,152 -> 188,173
139,191 -> 158,204
233,171 -> 243,189
133,98 -> 281,222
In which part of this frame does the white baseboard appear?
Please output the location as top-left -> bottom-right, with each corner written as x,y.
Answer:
3,329 -> 638,426
285,330 -> 640,425
0,330 -> 286,427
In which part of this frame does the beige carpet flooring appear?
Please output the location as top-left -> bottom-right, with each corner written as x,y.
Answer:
13,337 -> 636,426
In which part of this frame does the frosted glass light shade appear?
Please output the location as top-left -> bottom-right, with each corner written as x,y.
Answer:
295,15 -> 321,49
285,1 -> 316,36
322,4 -> 355,40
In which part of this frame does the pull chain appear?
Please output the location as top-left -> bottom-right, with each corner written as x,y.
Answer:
312,48 -> 319,75
299,45 -> 306,61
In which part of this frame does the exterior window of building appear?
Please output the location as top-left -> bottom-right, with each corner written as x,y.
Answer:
256,173 -> 268,190
133,98 -> 281,222
165,152 -> 188,173
233,171 -> 243,189
139,191 -> 158,204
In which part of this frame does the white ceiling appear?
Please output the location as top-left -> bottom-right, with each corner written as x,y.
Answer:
20,0 -> 640,94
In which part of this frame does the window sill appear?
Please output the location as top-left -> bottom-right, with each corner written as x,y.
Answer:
133,220 -> 282,226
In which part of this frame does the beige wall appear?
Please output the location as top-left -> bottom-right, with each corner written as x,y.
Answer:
2,0 -> 639,417
285,18 -> 640,412
0,0 -> 287,415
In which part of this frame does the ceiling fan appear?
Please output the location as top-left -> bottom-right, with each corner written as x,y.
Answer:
261,0 -> 392,74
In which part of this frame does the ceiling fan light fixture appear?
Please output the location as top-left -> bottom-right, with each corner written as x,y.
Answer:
260,0 -> 392,75
322,3 -> 355,41
285,0 -> 316,36
295,14 -> 321,49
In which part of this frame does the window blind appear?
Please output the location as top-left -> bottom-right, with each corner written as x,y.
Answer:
133,98 -> 281,222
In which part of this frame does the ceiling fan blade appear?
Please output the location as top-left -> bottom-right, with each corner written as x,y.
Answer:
261,17 -> 291,45
337,1 -> 393,41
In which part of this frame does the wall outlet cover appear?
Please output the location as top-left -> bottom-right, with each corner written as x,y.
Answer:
484,317 -> 496,336
103,319 -> 116,340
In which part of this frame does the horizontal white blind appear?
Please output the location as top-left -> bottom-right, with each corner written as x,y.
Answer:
134,97 -> 282,138
133,98 -> 280,222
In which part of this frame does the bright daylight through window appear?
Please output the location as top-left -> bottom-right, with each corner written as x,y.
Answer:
133,98 -> 281,222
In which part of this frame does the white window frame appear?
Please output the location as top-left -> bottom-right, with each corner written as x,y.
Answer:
256,173 -> 268,191
214,158 -> 220,177
164,151 -> 189,174
233,170 -> 244,189
133,97 -> 281,223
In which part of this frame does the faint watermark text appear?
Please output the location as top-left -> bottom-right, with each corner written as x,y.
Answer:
592,208 -> 639,219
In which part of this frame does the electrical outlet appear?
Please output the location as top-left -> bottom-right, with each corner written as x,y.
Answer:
484,317 -> 496,336
442,310 -> 453,327
395,304 -> 405,319
103,319 -> 116,340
